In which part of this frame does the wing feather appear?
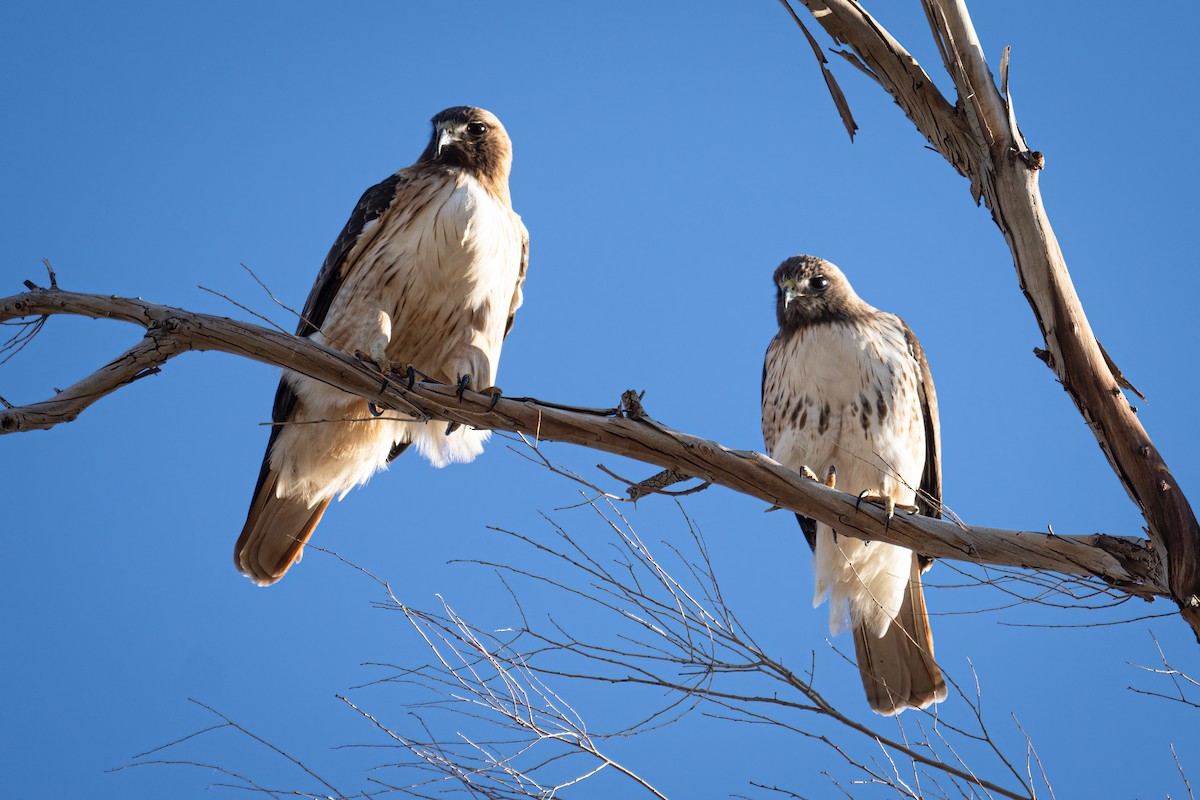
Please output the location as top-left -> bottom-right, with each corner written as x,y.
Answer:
900,319 -> 942,520
246,172 -> 407,523
296,171 -> 406,337
502,221 -> 530,339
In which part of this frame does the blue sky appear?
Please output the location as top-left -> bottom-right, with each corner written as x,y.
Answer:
3,2 -> 1198,797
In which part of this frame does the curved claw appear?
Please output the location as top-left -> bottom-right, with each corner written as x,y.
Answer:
368,402 -> 385,418
486,388 -> 503,412
405,365 -> 417,390
456,374 -> 471,401
445,421 -> 461,435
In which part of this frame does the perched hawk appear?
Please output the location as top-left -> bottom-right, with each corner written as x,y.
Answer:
235,106 -> 529,586
761,255 -> 946,715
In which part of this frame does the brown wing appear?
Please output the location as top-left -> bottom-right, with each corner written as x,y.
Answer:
295,171 -> 407,337
502,221 -> 530,339
258,171 -> 408,465
899,319 -> 942,520
236,171 -> 409,581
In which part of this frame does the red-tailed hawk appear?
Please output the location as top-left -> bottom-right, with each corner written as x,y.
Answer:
761,255 -> 946,714
235,106 -> 529,585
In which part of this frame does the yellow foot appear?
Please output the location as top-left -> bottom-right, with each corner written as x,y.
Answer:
854,491 -> 918,536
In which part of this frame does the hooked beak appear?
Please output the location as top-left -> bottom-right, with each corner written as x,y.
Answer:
435,124 -> 460,158
783,285 -> 800,307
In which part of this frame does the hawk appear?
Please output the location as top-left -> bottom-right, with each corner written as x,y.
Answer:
235,106 -> 529,586
761,255 -> 946,715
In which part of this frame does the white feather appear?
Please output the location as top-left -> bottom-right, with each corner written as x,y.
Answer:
271,170 -> 524,506
764,315 -> 926,638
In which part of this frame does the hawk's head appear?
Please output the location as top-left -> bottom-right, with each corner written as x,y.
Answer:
420,106 -> 513,188
773,255 -> 867,331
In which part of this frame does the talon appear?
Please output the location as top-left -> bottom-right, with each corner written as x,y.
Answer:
368,402 -> 385,418
799,465 -> 819,481
405,365 -> 417,390
855,491 -> 898,522
456,374 -> 471,400
486,388 -> 503,412
825,465 -> 837,490
445,421 -> 461,435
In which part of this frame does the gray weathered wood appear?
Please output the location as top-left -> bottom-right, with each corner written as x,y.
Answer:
0,286 -> 1167,600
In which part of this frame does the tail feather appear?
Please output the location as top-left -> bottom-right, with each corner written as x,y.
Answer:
852,558 -> 946,715
234,469 -> 331,586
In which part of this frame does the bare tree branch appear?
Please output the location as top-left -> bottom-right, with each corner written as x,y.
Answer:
781,0 -> 1200,634
355,498 -> 1048,799
0,284 -> 1167,605
1128,632 -> 1200,710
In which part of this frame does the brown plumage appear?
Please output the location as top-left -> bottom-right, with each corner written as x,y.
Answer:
761,255 -> 946,714
235,106 -> 529,585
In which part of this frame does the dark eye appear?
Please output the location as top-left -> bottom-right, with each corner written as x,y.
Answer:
810,275 -> 830,292
467,122 -> 489,137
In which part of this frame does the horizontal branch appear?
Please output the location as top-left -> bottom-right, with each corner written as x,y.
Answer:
1,285 -> 1168,599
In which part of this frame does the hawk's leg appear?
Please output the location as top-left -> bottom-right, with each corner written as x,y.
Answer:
368,310 -> 394,377
352,349 -> 389,417
357,311 -> 398,418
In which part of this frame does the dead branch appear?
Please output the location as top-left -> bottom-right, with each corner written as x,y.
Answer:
1128,632 -> 1200,710
362,499 -> 1047,799
120,501 -> 1055,798
781,0 -> 1200,634
0,284 -> 1168,605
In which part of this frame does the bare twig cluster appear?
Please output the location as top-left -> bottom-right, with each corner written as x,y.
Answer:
1129,633 -> 1200,711
120,493 -> 1059,799
406,497 -> 1053,799
1126,635 -> 1198,800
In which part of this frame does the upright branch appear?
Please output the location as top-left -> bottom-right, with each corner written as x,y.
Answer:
784,0 -> 1200,635
0,285 -> 1167,605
